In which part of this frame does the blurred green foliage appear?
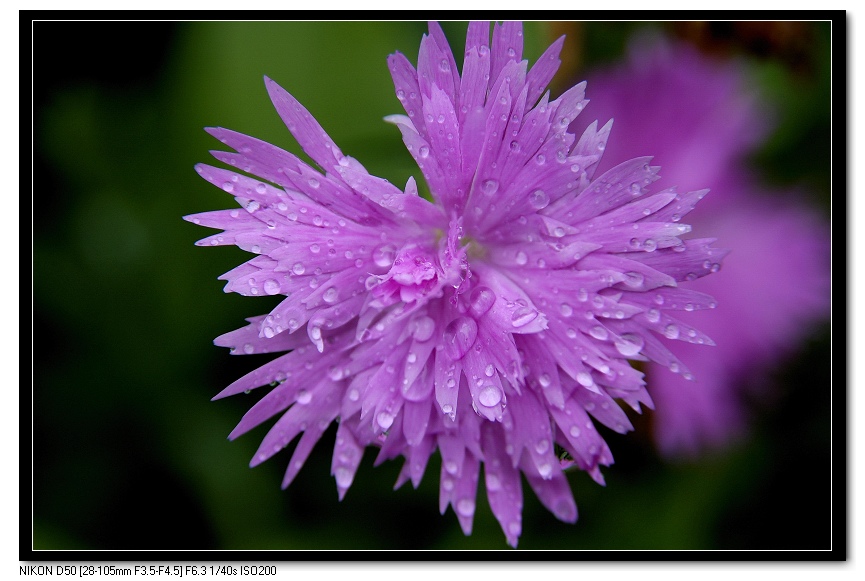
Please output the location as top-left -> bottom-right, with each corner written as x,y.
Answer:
33,20 -> 833,551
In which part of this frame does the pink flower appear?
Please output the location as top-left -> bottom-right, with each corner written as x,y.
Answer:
186,22 -> 724,546
577,34 -> 830,457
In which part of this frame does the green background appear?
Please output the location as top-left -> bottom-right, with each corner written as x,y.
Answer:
32,20 -> 834,551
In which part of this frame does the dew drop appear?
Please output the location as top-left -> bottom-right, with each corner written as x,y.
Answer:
529,189 -> 549,209
589,326 -> 608,340
323,287 -> 339,304
264,279 -> 281,295
576,371 -> 593,387
560,303 -> 573,317
486,474 -> 502,491
664,324 -> 680,339
373,245 -> 396,268
478,385 -> 502,407
569,426 -> 581,437
515,251 -> 528,266
469,286 -> 496,318
377,411 -> 394,430
510,307 -> 538,328
296,389 -> 312,405
614,333 -> 644,356
334,466 -> 353,488
412,316 -> 435,342
456,498 -> 475,517
646,308 -> 661,323
482,179 -> 499,196
443,316 -> 478,360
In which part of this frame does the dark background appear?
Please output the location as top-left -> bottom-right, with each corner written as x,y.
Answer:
31,20 -> 836,551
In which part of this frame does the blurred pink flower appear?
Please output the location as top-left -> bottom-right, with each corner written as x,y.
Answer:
577,34 -> 830,457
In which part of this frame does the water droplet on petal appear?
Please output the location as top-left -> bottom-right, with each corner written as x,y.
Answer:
589,326 -> 608,340
623,272 -> 645,288
486,474 -> 501,491
373,245 -> 396,268
478,385 -> 502,407
456,498 -> 475,517
334,466 -> 353,488
664,324 -> 680,339
293,263 -> 305,275
243,343 -> 254,354
614,333 -> 644,356
443,317 -> 478,360
469,286 -> 496,318
296,390 -> 312,405
511,307 -> 538,328
529,189 -> 549,209
264,279 -> 281,295
482,179 -> 499,196
377,411 -> 394,430
323,287 -> 338,304
515,251 -> 528,266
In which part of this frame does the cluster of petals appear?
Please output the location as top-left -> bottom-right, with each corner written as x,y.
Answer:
186,22 -> 725,546
575,35 -> 831,457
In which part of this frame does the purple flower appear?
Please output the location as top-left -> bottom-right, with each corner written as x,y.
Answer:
577,35 -> 830,457
186,22 -> 724,547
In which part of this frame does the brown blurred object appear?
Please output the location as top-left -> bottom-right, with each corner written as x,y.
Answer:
671,21 -> 817,74
546,21 -> 584,95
